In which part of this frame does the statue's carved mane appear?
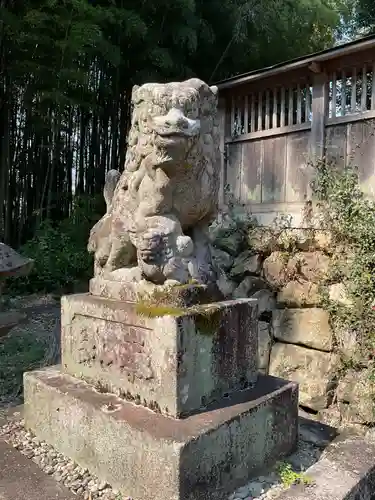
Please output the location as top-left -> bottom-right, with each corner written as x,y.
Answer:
89,78 -> 221,288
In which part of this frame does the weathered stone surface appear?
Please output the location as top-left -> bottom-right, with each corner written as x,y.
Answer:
0,242 -> 33,278
291,251 -> 330,283
276,436 -> 375,500
318,406 -> 341,428
277,281 -> 320,307
276,229 -> 314,251
216,270 -> 237,298
250,289 -> 276,316
262,251 -> 289,289
230,251 -> 262,278
89,79 -> 221,287
335,328 -> 361,363
90,276 -> 222,307
211,247 -> 234,271
272,309 -> 333,352
365,427 -> 375,443
313,230 -> 332,252
258,321 -> 272,374
211,231 -> 244,256
61,293 -> 258,417
269,343 -> 339,411
247,227 -> 276,254
329,283 -> 352,306
24,368 -> 298,500
210,217 -> 245,256
336,369 -> 375,424
232,276 -> 268,299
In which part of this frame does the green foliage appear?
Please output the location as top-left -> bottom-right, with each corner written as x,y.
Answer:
6,195 -> 103,295
312,160 -> 375,359
353,0 -> 375,35
277,462 -> 313,488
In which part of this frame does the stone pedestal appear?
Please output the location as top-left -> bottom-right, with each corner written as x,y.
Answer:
61,294 -> 258,417
24,292 -> 299,500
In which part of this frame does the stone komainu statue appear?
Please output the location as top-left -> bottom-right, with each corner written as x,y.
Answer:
88,78 -> 221,286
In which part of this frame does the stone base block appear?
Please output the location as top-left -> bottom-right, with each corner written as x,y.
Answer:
61,294 -> 258,418
24,367 -> 298,500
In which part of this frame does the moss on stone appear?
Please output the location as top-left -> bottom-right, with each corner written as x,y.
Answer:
136,296 -> 223,336
135,302 -> 187,318
193,305 -> 222,336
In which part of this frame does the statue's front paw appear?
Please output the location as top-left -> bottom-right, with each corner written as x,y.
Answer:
176,235 -> 193,257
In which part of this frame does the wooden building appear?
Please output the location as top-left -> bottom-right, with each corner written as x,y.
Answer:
216,35 -> 375,225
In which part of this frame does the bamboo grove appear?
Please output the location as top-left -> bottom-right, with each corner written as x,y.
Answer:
0,0 -> 366,248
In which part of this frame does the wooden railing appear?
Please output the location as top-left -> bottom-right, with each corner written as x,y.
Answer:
327,63 -> 375,123
230,81 -> 312,140
226,61 -> 375,142
219,56 -> 375,224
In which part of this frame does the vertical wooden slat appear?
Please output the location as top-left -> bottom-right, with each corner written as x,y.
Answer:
331,72 -> 337,118
236,97 -> 242,134
305,83 -> 310,122
230,96 -> 235,136
372,63 -> 375,110
361,65 -> 367,111
280,87 -> 285,127
351,67 -> 357,113
244,95 -> 249,134
342,71 -> 346,116
309,73 -> 328,161
288,87 -> 293,126
272,89 -> 277,128
218,97 -> 226,209
257,91 -> 262,132
296,84 -> 302,124
250,94 -> 255,132
265,90 -> 270,129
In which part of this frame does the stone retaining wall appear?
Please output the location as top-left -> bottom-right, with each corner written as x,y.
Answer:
210,216 -> 374,432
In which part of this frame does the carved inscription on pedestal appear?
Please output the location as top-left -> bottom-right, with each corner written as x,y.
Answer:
73,316 -> 153,381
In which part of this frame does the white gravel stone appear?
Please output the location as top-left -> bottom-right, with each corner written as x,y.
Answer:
1,417 -> 324,500
0,420 -> 129,499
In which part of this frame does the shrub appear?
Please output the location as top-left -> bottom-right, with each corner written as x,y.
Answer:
312,160 -> 375,360
6,195 -> 104,295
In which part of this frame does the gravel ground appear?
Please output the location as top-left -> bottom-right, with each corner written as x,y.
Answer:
0,416 -> 328,500
0,419 -> 126,500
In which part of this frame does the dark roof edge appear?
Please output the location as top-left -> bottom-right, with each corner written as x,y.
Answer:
216,34 -> 375,90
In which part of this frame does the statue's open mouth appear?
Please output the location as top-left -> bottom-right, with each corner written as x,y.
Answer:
154,132 -> 192,149
150,107 -> 201,141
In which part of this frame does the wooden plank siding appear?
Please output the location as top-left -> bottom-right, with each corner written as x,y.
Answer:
220,49 -> 375,221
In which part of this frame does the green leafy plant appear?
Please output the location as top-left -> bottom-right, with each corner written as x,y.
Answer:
312,159 -> 375,363
277,462 -> 313,488
6,195 -> 103,295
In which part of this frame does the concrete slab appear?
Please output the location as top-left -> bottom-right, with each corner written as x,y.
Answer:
24,367 -> 298,500
61,293 -> 259,417
0,439 -> 78,500
277,434 -> 375,500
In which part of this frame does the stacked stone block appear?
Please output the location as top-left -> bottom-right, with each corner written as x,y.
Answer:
211,221 -> 375,430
